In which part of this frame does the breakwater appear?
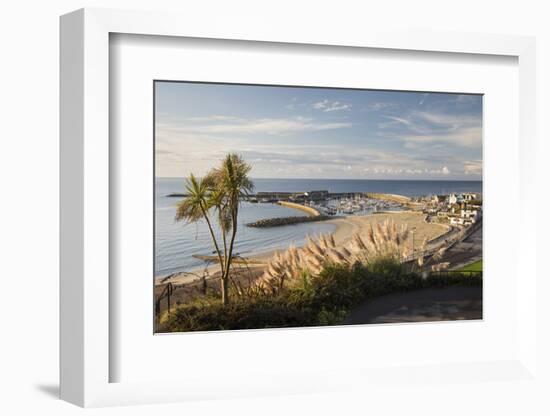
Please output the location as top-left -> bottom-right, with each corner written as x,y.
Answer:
246,201 -> 329,228
365,193 -> 411,204
247,214 -> 332,228
277,201 -> 321,216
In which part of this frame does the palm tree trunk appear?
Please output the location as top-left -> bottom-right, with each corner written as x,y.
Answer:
221,225 -> 228,267
200,205 -> 225,278
220,226 -> 229,305
221,275 -> 229,305
222,203 -> 239,305
222,229 -> 237,305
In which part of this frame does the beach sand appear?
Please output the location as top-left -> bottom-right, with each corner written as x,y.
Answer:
329,211 -> 450,248
157,211 -> 449,287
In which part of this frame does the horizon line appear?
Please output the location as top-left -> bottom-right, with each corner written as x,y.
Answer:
156,176 -> 482,182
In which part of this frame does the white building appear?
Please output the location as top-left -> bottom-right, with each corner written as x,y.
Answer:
461,209 -> 479,222
450,209 -> 480,227
450,216 -> 475,227
450,217 -> 464,226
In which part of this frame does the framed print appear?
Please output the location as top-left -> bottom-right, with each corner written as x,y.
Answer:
152,81 -> 484,334
60,8 -> 538,407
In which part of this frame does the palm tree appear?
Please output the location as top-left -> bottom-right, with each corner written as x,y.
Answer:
208,154 -> 254,304
175,154 -> 254,305
175,174 -> 226,282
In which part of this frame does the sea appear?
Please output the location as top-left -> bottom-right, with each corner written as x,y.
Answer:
155,178 -> 482,278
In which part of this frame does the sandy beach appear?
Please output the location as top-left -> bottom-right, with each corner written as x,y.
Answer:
157,211 -> 450,286
328,211 -> 449,248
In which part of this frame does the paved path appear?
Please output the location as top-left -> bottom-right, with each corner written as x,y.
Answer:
441,224 -> 483,269
344,286 -> 482,325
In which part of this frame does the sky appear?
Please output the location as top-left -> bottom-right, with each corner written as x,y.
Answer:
155,82 -> 482,180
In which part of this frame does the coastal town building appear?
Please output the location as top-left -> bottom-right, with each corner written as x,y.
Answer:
447,192 -> 481,206
463,192 -> 478,201
461,209 -> 480,222
429,195 -> 482,227
450,217 -> 467,226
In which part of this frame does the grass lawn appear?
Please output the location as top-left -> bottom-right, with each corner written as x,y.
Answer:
459,259 -> 483,272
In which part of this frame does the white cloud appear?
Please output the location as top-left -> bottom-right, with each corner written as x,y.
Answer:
412,111 -> 480,130
401,126 -> 481,148
363,102 -> 397,112
158,116 -> 352,136
464,160 -> 482,175
378,110 -> 482,148
312,99 -> 352,112
185,115 -> 238,122
155,95 -> 481,179
381,115 -> 411,127
362,165 -> 450,177
156,132 -> 477,179
427,166 -> 451,175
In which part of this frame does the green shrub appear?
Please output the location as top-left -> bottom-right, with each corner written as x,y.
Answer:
159,296 -> 318,332
365,256 -> 403,276
160,258 -> 482,332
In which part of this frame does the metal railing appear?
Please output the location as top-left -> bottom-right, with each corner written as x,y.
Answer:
402,220 -> 481,263
428,270 -> 482,279
155,282 -> 174,317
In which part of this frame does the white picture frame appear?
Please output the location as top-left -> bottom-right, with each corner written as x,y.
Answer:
60,7 -> 538,407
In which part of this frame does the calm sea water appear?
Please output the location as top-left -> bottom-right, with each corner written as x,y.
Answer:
155,178 -> 482,278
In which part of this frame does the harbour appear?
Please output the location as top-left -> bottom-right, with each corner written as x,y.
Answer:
156,178 -> 482,278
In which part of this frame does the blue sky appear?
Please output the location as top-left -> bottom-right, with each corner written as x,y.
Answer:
155,82 -> 482,180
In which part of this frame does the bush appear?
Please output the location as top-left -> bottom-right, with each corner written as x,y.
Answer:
159,296 -> 318,332
160,259 -> 482,332
365,256 -> 403,276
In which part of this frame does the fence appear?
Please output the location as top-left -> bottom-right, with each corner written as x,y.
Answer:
428,270 -> 482,279
402,220 -> 481,263
155,282 -> 174,317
